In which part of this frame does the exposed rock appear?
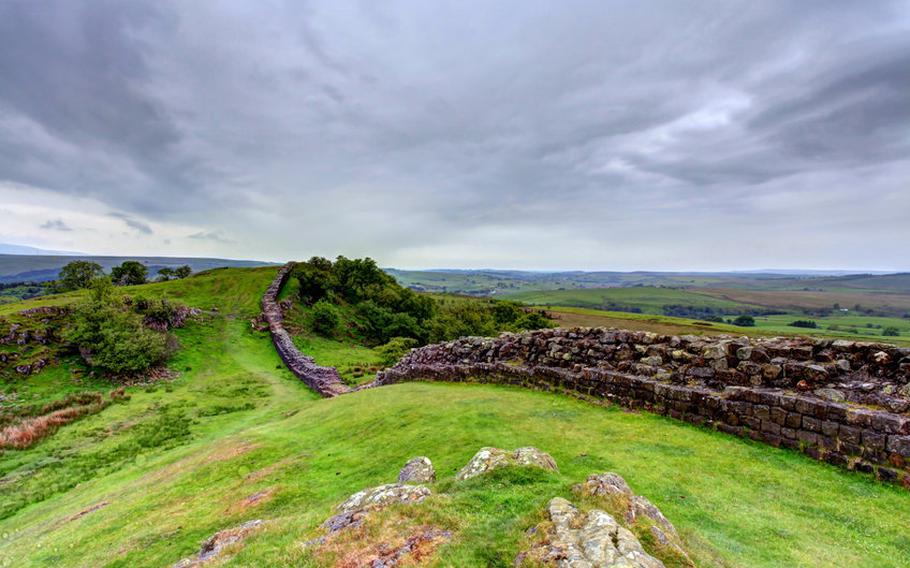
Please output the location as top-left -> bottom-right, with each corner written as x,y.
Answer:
324,484 -> 431,533
398,456 -> 436,484
520,497 -> 664,568
456,447 -> 558,481
575,473 -> 690,565
172,519 -> 264,567
575,472 -> 632,501
814,388 -> 846,403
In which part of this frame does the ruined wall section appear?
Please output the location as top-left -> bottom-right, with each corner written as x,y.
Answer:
262,263 -> 350,397
375,328 -> 910,486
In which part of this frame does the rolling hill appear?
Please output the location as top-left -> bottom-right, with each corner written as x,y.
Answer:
0,254 -> 271,283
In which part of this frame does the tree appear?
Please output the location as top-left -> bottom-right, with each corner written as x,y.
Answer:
110,261 -> 148,286
311,299 -> 339,336
883,327 -> 900,337
156,267 -> 175,282
174,265 -> 192,279
732,315 -> 756,327
296,257 -> 334,305
67,278 -> 169,375
56,261 -> 104,292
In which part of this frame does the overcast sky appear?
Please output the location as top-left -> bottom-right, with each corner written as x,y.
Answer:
1,1 -> 908,270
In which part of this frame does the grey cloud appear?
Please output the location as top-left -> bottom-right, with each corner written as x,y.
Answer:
108,212 -> 153,235
188,231 -> 234,244
0,0 -> 908,269
40,219 -> 72,231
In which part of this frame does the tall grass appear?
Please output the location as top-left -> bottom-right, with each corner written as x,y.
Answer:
0,389 -> 127,449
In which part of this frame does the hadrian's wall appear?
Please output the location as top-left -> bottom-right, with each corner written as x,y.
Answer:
261,263 -> 350,397
374,327 -> 910,486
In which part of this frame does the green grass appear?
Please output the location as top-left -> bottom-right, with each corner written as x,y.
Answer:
751,313 -> 910,345
292,334 -> 382,385
2,267 -> 910,567
504,286 -> 756,315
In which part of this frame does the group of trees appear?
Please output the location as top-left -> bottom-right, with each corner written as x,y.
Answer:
294,256 -> 553,345
67,279 -> 175,375
56,260 -> 192,292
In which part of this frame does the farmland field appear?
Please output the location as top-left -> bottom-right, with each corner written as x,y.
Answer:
503,287 -> 758,315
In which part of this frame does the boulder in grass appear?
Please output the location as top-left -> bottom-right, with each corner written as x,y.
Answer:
398,456 -> 436,484
456,447 -> 558,481
323,483 -> 431,533
575,473 -> 692,566
519,497 -> 664,568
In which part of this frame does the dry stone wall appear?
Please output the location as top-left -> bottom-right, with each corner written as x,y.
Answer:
262,263 -> 350,397
375,328 -> 910,487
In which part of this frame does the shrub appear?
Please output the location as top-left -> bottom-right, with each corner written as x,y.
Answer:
311,299 -> 340,336
732,315 -> 756,327
67,279 -> 170,375
174,265 -> 192,279
883,327 -> 900,337
789,320 -> 818,329
374,337 -> 419,366
56,260 -> 104,292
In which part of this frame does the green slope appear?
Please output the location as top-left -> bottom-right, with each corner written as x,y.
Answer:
1,268 -> 909,567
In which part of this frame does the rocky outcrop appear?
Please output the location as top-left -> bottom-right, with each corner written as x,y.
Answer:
456,447 -> 558,480
323,483 -> 432,533
520,497 -> 664,568
374,328 -> 910,487
398,456 -> 436,484
307,458 -> 446,566
261,263 -> 350,397
172,519 -> 264,567
576,473 -> 690,564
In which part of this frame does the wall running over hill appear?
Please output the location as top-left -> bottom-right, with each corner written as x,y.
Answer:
374,328 -> 910,487
262,264 -> 350,397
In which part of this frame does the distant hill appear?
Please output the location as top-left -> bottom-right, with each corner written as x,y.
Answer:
387,268 -> 910,296
0,254 -> 272,283
0,242 -> 83,256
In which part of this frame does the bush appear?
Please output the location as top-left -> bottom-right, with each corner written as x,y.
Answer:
883,327 -> 900,337
67,279 -> 171,375
789,320 -> 818,329
732,315 -> 756,327
374,337 -> 419,366
311,299 -> 340,336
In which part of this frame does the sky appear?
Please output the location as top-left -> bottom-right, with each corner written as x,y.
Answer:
0,0 -> 908,270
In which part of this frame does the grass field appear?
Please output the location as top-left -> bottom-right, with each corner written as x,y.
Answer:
701,288 -> 910,317
542,306 -> 910,346
504,287 -> 758,315
2,268 -> 910,566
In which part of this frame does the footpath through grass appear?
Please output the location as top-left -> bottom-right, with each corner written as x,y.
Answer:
1,267 -> 909,566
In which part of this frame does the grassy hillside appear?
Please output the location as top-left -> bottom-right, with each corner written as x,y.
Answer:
0,254 -> 269,283
2,267 -> 910,566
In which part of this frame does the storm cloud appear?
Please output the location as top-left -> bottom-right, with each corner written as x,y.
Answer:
1,0 -> 908,269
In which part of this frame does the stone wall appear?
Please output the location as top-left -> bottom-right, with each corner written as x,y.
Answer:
262,264 -> 350,397
375,328 -> 910,486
